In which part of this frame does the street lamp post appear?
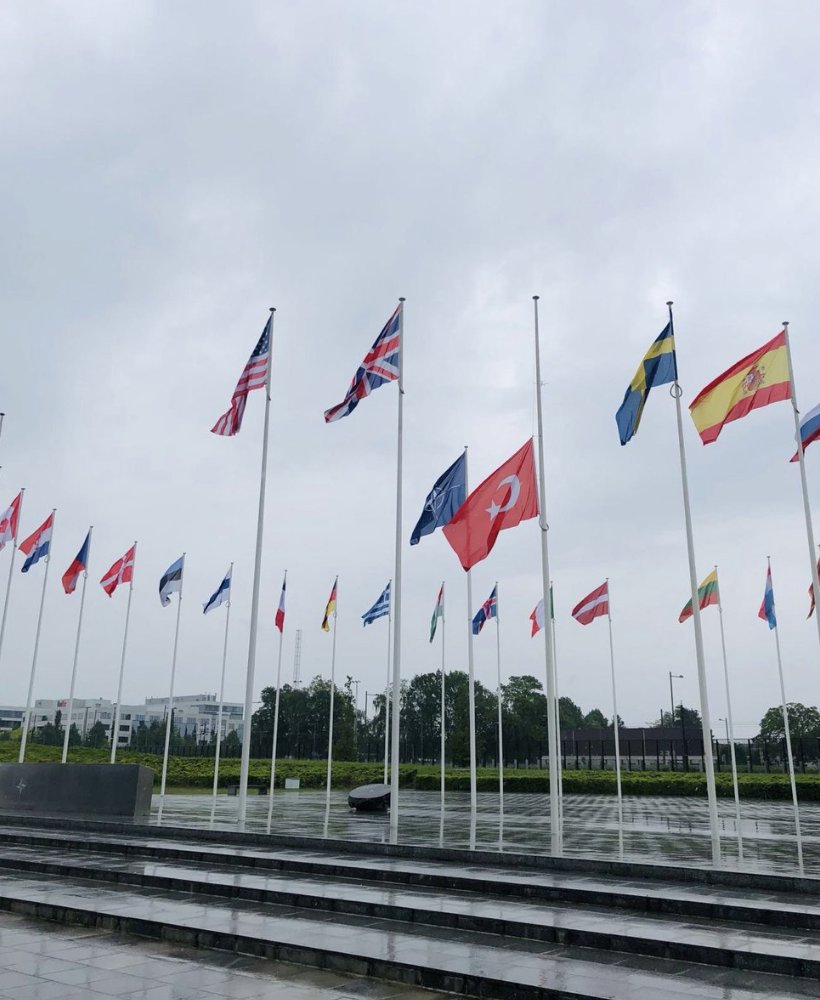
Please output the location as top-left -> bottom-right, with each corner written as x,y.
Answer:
669,672 -> 684,771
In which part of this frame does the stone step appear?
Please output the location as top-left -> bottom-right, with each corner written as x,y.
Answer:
0,868 -> 815,1000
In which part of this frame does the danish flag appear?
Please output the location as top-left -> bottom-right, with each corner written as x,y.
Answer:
100,544 -> 136,597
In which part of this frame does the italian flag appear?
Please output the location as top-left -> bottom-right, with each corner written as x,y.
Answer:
678,569 -> 719,623
430,583 -> 444,643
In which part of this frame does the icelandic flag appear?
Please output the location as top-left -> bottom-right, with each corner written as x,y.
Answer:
0,491 -> 23,551
410,452 -> 467,546
324,305 -> 401,423
362,582 -> 391,626
758,565 -> 777,630
19,513 -> 54,573
159,555 -> 184,606
472,584 -> 498,635
203,566 -> 231,614
275,574 -> 286,633
791,402 -> 820,462
62,530 -> 91,595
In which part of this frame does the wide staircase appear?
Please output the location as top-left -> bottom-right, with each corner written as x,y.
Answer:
0,815 -> 818,998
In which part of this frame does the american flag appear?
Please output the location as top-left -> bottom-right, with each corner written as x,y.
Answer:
100,544 -> 136,597
211,316 -> 271,436
324,304 -> 401,423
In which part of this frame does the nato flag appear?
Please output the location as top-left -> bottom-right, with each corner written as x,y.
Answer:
410,452 -> 467,545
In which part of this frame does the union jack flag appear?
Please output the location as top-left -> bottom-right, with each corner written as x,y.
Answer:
472,584 -> 498,635
324,304 -> 401,423
211,316 -> 271,436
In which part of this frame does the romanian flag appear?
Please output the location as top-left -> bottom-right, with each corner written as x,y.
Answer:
616,324 -> 677,445
689,331 -> 791,445
678,569 -> 719,623
321,577 -> 338,632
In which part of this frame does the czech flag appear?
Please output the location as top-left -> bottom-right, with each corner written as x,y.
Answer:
62,530 -> 91,595
19,512 -> 54,573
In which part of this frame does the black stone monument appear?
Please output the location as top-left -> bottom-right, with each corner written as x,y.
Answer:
0,763 -> 153,819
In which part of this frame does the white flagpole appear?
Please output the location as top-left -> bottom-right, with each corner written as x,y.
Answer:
0,488 -> 24,672
62,527 -> 93,765
266,569 -> 286,835
389,298 -> 405,845
111,542 -> 137,765
714,566 -> 743,862
668,301 -> 721,866
19,509 -> 56,764
551,584 -> 563,837
383,583 -> 392,784
606,579 -> 624,859
533,297 -> 561,855
440,583 -> 446,828
238,307 -> 275,827
768,557 -> 803,871
463,446 -> 478,839
209,563 -> 233,829
782,322 -> 820,654
157,555 -> 185,826
495,582 -> 504,842
324,585 -> 338,838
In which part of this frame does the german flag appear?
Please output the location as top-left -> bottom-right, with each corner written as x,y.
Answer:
321,577 -> 338,632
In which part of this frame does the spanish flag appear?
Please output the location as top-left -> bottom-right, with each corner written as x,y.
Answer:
689,331 -> 791,444
321,577 -> 338,631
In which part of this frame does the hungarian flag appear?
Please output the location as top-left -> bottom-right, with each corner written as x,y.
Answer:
321,577 -> 338,632
429,583 -> 444,643
0,491 -> 23,551
275,574 -> 287,633
689,331 -> 791,445
62,530 -> 91,595
100,544 -> 136,597
442,439 -> 538,571
571,581 -> 609,625
678,569 -> 719,623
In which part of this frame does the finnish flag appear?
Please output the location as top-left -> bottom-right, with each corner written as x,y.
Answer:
203,567 -> 231,615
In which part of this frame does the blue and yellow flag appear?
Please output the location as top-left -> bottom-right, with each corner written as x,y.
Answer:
616,323 -> 677,444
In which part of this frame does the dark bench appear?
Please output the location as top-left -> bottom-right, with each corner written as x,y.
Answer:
225,782 -> 269,796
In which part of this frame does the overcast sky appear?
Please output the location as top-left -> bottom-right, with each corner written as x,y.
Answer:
2,1 -> 820,738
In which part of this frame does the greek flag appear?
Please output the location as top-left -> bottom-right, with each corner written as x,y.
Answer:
203,567 -> 231,614
362,582 -> 390,626
159,555 -> 184,607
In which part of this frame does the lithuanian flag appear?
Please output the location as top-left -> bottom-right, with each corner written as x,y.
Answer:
678,569 -> 719,623
689,331 -> 791,444
321,577 -> 338,632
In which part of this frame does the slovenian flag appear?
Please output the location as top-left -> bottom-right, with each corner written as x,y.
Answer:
791,402 -> 820,462
62,530 -> 91,595
275,573 -> 286,633
20,512 -> 54,573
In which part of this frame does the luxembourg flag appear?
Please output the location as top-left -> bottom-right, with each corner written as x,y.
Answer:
275,573 -> 286,633
791,402 -> 820,462
19,512 -> 54,573
62,530 -> 91,595
758,564 -> 777,630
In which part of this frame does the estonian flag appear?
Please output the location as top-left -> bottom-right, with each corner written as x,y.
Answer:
203,567 -> 231,614
159,555 -> 184,607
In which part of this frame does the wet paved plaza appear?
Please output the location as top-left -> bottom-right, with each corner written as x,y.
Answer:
155,788 -> 819,875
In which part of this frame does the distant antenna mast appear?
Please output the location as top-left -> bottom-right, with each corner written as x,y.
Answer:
292,629 -> 302,687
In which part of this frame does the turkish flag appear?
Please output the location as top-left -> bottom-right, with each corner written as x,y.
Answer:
443,439 -> 539,570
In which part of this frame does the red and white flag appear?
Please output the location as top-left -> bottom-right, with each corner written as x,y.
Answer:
100,544 -> 136,597
808,556 -> 820,618
0,491 -> 22,551
275,574 -> 286,633
571,582 -> 609,625
530,599 -> 544,637
442,439 -> 538,571
211,317 -> 271,436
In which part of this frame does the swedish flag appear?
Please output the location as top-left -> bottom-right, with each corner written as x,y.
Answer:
616,324 -> 677,444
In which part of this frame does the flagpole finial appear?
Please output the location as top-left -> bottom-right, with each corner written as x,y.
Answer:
783,320 -> 789,327
666,300 -> 673,307
399,297 -> 405,303
532,294 -> 539,301
269,307 -> 276,314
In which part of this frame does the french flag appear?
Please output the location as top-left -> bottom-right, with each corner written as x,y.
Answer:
791,402 -> 820,462
275,574 -> 286,633
62,530 -> 91,595
19,512 -> 54,573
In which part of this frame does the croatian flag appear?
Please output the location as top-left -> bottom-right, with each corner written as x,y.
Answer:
324,305 -> 401,423
275,574 -> 286,633
791,402 -> 820,462
19,513 -> 54,573
0,491 -> 23,551
758,565 -> 777,630
62,530 -> 91,595
203,567 -> 231,614
572,581 -> 609,625
472,584 -> 498,635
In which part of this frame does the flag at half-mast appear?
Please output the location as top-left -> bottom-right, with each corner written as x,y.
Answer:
429,583 -> 444,643
443,439 -> 538,571
791,402 -> 820,462
203,567 -> 231,615
62,531 -> 91,595
571,581 -> 609,625
759,565 -> 776,630
690,331 -> 790,445
211,316 -> 271,436
616,324 -> 677,445
321,577 -> 338,631
0,491 -> 23,551
410,453 -> 466,545
100,545 -> 136,597
19,512 -> 54,573
678,569 -> 719,623
472,584 -> 498,635
324,305 -> 401,423
275,575 -> 286,633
